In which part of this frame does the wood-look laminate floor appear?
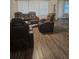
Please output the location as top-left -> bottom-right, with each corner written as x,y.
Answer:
32,20 -> 69,59
32,28 -> 68,59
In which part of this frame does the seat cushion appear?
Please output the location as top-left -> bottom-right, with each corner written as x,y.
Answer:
38,22 -> 54,33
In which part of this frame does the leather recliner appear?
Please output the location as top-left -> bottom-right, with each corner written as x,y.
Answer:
38,21 -> 54,33
38,13 -> 55,33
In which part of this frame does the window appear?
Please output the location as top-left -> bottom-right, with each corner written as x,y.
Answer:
39,1 -> 48,16
17,1 -> 29,13
17,1 -> 48,16
64,1 -> 69,14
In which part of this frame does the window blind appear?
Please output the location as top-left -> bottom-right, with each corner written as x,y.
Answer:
17,1 -> 48,16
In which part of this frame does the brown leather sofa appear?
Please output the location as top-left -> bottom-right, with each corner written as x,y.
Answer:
28,11 -> 39,24
10,12 -> 34,52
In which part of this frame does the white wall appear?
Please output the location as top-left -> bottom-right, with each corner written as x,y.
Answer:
57,0 -> 64,18
10,0 -> 17,19
48,0 -> 57,13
